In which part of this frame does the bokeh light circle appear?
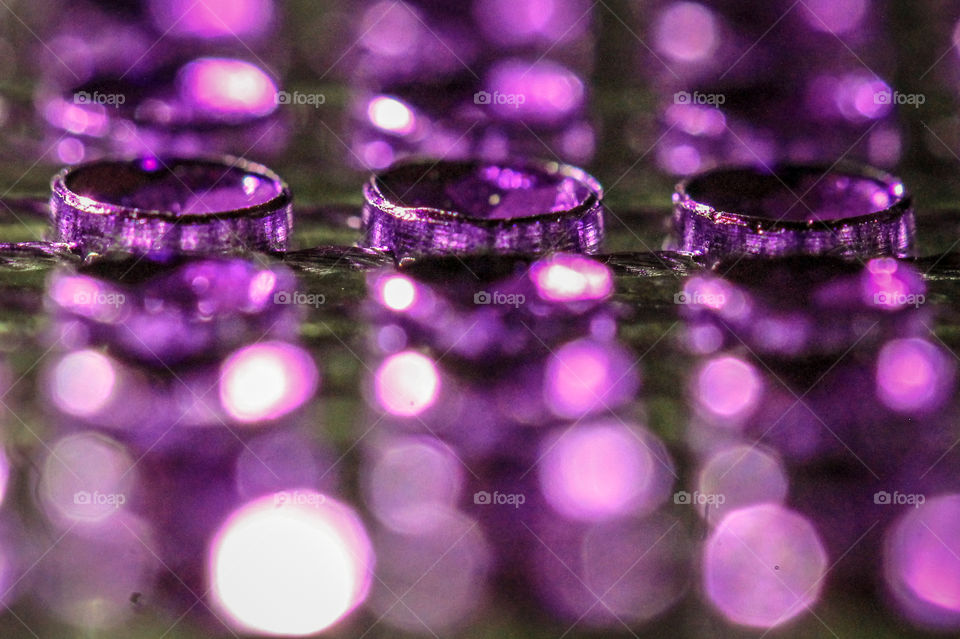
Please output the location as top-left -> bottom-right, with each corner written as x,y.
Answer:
209,492 -> 374,636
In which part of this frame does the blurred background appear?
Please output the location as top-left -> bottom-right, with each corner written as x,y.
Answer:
0,1 -> 957,638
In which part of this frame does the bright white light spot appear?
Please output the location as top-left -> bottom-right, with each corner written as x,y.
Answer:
374,351 -> 439,416
220,342 -> 319,423
210,492 -> 373,636
51,350 -> 116,417
367,96 -> 415,134
379,275 -> 417,311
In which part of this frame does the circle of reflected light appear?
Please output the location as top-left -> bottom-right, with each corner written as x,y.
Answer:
704,504 -> 827,628
210,492 -> 373,636
360,1 -> 421,58
178,58 -> 277,118
654,2 -> 718,63
886,494 -> 960,628
51,350 -> 116,417
379,275 -> 417,311
531,254 -> 612,302
42,432 -> 134,524
540,422 -> 669,521
698,446 -> 788,522
374,351 -> 439,416
57,138 -> 85,164
486,59 -> 584,122
220,342 -> 319,423
696,356 -> 761,420
368,96 -> 415,135
544,340 -> 637,419
876,339 -> 952,413
367,438 -> 463,533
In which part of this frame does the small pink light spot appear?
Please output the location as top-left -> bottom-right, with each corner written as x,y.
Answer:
660,143 -> 702,175
56,138 -> 85,164
247,270 -> 278,305
665,104 -> 727,136
696,356 -> 761,421
876,339 -> 954,414
540,422 -> 672,521
868,257 -> 899,276
531,254 -> 612,302
50,350 -> 116,417
485,59 -> 585,124
178,58 -> 277,118
544,340 -> 639,419
853,79 -> 891,120
210,492 -> 373,636
45,100 -> 109,137
359,140 -> 395,170
375,351 -> 440,416
682,276 -> 729,310
367,96 -> 416,135
220,342 -> 319,423
654,2 -> 719,63
378,275 -> 417,311
49,275 -> 124,323
360,1 -> 423,58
